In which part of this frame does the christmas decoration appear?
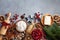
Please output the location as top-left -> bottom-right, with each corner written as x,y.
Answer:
20,13 -> 25,19
34,12 -> 40,19
10,14 -> 19,23
28,15 -> 33,19
28,15 -> 33,23
25,17 -> 28,22
0,13 -> 11,35
13,14 -> 19,20
34,12 -> 41,23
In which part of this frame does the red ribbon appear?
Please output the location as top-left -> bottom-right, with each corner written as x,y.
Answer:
2,22 -> 11,28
